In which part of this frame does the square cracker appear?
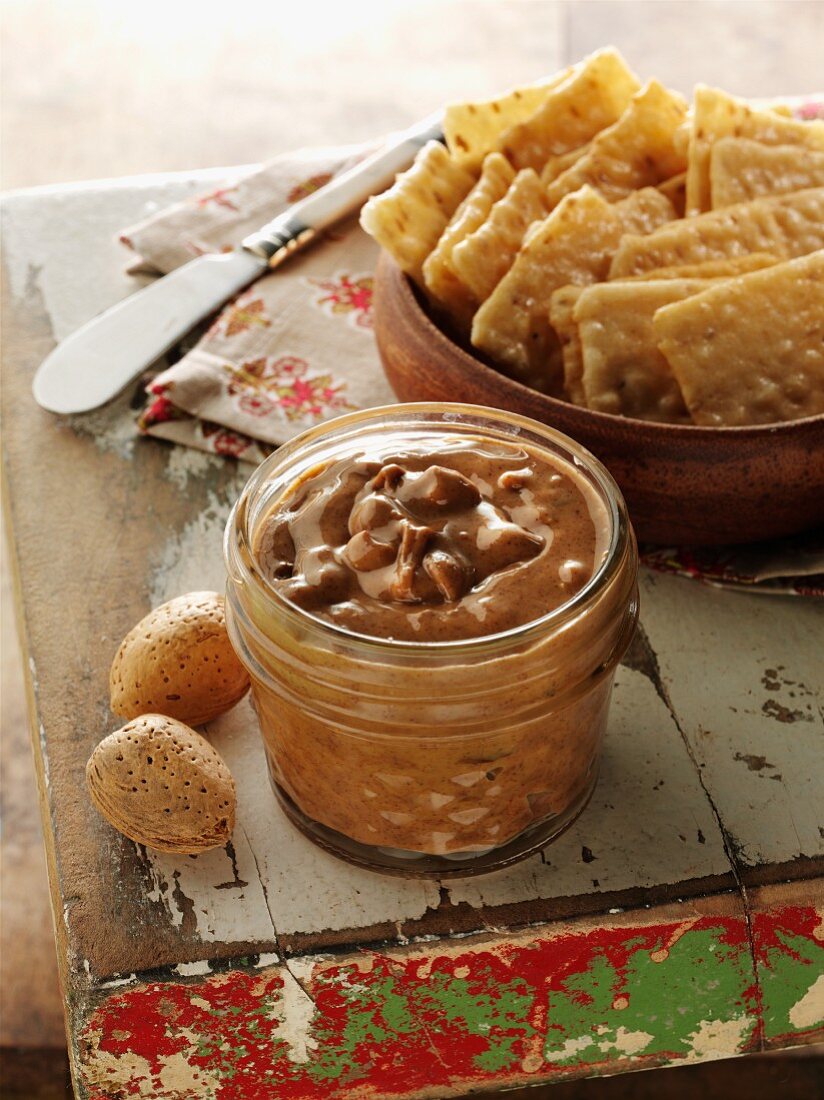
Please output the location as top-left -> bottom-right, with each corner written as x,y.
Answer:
360,141 -> 476,285
549,286 -> 587,405
654,250 -> 824,426
444,68 -> 572,169
617,186 -> 677,235
685,85 -> 824,214
551,188 -> 678,404
545,80 -> 688,207
422,153 -> 515,329
657,171 -> 686,217
540,143 -> 590,186
710,137 -> 824,207
451,168 -> 549,302
609,187 -> 824,277
495,48 -> 640,171
623,252 -> 779,281
575,280 -> 717,423
470,185 -> 674,394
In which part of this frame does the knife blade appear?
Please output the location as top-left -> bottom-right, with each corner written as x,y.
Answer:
32,250 -> 267,415
33,111 -> 444,415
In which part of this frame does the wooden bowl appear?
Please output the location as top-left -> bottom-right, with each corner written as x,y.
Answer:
374,253 -> 824,546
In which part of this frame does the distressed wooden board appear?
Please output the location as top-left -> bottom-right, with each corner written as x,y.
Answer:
72,892 -> 824,1098
639,570 -> 824,871
748,878 -> 824,1049
3,176 -> 822,1098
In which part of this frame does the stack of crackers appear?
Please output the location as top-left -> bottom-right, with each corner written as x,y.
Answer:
361,49 -> 824,427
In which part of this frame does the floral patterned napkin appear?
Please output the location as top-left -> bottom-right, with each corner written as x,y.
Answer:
120,137 -> 823,595
121,144 -> 393,463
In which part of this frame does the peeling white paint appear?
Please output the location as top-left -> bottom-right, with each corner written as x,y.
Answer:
175,960 -> 213,977
552,1025 -> 654,1064
683,1014 -> 753,1063
255,952 -> 280,968
148,489 -> 236,605
164,446 -> 220,490
157,1049 -> 222,1095
598,1026 -> 654,1056
144,831 -> 276,944
100,974 -> 138,989
80,1039 -> 155,1098
143,854 -> 184,930
553,1034 -> 594,1060
271,962 -> 319,1064
68,399 -> 138,461
789,974 -> 824,1030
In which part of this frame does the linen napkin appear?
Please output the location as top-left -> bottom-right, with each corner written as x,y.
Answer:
122,144 -> 393,464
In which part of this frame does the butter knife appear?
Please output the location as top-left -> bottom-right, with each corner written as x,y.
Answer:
33,112 -> 443,414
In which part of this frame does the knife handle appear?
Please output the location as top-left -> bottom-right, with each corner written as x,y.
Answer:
242,112 -> 444,267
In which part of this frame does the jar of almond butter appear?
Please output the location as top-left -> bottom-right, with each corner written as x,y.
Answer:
224,404 -> 638,877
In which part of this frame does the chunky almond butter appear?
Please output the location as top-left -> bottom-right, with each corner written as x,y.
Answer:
110,592 -> 249,726
86,714 -> 236,854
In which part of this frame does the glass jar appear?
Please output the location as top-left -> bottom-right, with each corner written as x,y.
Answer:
224,404 -> 638,877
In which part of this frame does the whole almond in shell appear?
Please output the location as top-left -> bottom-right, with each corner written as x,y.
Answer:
110,592 -> 249,726
86,714 -> 236,853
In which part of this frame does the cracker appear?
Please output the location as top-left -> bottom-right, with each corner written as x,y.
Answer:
469,185 -> 671,394
624,252 -> 779,280
496,48 -> 640,171
685,85 -> 824,214
451,168 -> 549,302
549,286 -> 586,405
470,187 -> 618,393
616,186 -> 677,234
360,141 -> 476,284
545,80 -> 688,207
657,171 -> 687,217
710,137 -> 824,207
540,143 -> 590,186
609,187 -> 824,277
672,121 -> 691,160
422,153 -> 515,329
575,280 -> 717,422
765,103 -> 794,118
653,250 -> 824,426
444,69 -> 572,168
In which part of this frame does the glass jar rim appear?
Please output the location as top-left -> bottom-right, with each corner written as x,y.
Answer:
224,402 -> 631,655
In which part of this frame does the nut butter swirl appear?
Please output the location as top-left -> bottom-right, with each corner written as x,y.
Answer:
254,436 -> 607,641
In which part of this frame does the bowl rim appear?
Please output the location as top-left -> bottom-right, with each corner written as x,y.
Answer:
378,251 -> 824,438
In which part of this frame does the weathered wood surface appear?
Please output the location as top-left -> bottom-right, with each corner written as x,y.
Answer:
3,166 -> 822,1098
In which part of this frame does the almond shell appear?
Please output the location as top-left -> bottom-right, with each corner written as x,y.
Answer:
86,714 -> 236,854
110,592 -> 249,726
